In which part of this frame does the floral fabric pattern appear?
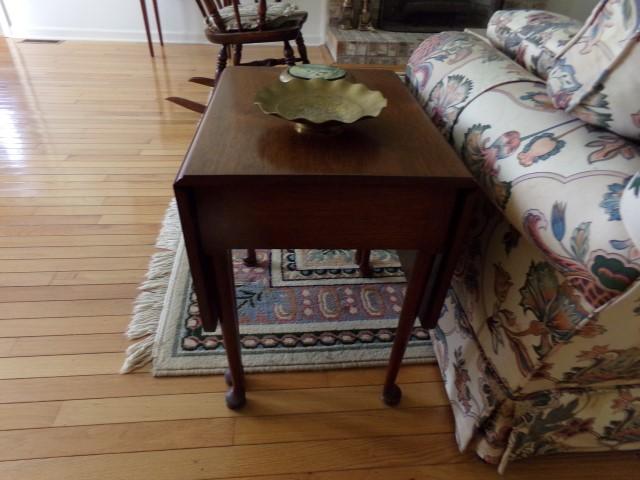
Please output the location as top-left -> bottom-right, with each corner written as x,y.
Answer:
501,387 -> 640,471
451,80 -> 640,310
487,9 -> 581,79
407,27 -> 640,471
621,172 -> 640,252
406,32 -> 539,140
547,0 -> 640,140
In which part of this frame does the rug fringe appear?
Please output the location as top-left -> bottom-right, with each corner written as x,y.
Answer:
121,200 -> 180,374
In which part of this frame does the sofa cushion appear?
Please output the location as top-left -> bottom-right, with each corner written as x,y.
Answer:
207,2 -> 300,31
487,9 -> 581,80
407,32 -> 540,140
547,0 -> 640,140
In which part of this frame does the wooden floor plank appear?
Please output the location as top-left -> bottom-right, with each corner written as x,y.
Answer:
0,234 -> 157,247
233,406 -> 454,445
0,284 -> 138,302
0,418 -> 234,462
0,257 -> 152,273
0,383 -> 444,431
0,269 -> 146,287
51,383 -> 447,428
0,366 -> 434,404
0,299 -> 134,319
0,224 -> 163,237
0,353 -> 125,380
0,316 -> 130,338
0,334 -> 129,358
0,434 -> 463,480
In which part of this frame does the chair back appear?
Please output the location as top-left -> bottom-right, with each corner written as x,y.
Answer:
195,1 -> 282,32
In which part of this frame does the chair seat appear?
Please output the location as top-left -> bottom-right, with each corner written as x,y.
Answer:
207,2 -> 306,32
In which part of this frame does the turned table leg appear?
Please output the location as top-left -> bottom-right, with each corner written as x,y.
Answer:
382,251 -> 434,406
211,249 -> 246,410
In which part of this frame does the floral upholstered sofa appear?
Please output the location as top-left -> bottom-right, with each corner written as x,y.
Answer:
405,0 -> 640,472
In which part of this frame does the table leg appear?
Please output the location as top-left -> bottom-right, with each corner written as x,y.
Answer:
139,0 -> 154,57
175,189 -> 220,332
211,249 -> 246,410
382,251 -> 434,406
420,190 -> 478,329
244,248 -> 257,267
151,0 -> 164,46
355,249 -> 372,277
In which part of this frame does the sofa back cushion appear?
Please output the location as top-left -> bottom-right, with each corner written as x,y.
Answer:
547,0 -> 640,140
487,9 -> 581,80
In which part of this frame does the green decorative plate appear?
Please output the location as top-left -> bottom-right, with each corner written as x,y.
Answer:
255,78 -> 387,134
279,64 -> 347,83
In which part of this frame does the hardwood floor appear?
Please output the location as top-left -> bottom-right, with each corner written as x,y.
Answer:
0,38 -> 636,479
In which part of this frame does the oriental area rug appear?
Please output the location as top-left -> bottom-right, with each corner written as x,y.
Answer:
121,201 -> 434,376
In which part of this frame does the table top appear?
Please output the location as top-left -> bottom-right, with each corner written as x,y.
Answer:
176,66 -> 472,186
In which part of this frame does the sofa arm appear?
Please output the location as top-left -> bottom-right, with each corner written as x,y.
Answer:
621,172 -> 640,254
487,9 -> 582,80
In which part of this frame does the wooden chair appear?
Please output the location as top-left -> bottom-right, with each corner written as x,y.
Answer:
201,0 -> 310,82
167,0 -> 310,113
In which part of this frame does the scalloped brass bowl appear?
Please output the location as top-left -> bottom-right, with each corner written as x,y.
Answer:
254,78 -> 387,134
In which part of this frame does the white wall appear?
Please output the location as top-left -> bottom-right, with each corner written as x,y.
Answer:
1,0 -> 327,45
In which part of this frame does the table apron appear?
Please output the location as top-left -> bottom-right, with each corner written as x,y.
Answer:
189,184 -> 461,252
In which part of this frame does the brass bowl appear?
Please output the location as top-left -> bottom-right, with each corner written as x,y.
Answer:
254,78 -> 387,134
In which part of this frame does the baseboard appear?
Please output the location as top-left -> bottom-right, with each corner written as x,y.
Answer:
7,27 -> 325,46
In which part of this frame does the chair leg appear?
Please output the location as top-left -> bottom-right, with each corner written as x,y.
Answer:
151,0 -> 164,46
233,44 -> 243,66
139,0 -> 154,57
296,33 -> 310,64
283,40 -> 296,66
215,46 -> 229,86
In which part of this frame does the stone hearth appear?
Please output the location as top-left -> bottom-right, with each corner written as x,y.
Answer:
325,0 -> 548,64
326,27 -> 427,66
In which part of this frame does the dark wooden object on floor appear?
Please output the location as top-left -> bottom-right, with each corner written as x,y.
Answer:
167,0 -> 310,112
139,0 -> 163,58
174,67 -> 476,410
